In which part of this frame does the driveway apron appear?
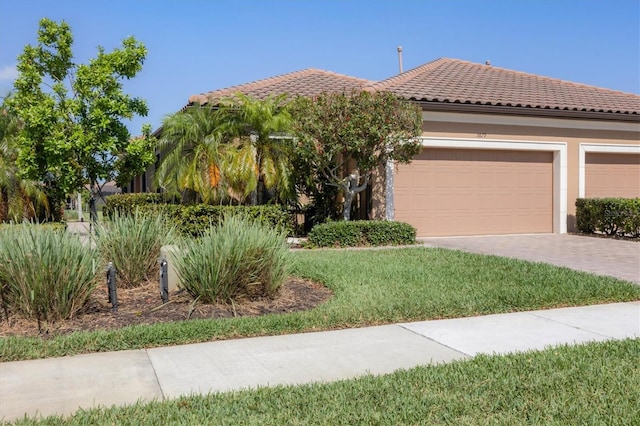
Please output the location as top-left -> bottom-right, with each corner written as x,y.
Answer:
419,234 -> 640,284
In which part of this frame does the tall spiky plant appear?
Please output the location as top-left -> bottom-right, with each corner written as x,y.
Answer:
96,211 -> 177,287
174,215 -> 291,303
0,224 -> 98,322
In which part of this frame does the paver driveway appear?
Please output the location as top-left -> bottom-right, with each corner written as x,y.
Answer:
419,234 -> 640,284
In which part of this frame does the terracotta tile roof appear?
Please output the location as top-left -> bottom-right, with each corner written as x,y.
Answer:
188,68 -> 371,105
367,58 -> 640,116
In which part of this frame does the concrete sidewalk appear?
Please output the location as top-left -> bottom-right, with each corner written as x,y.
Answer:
1,302 -> 639,421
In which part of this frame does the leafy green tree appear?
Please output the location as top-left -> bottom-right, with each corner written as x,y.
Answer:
289,90 -> 422,221
0,99 -> 49,222
216,93 -> 295,205
114,124 -> 156,189
7,18 -> 152,219
155,105 -> 227,204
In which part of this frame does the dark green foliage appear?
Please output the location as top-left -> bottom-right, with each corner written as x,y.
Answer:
104,194 -> 294,236
176,204 -> 294,237
576,198 -> 640,238
0,222 -> 66,232
7,18 -> 152,218
307,220 -> 416,247
289,90 -> 423,222
103,193 -> 179,217
0,102 -> 52,223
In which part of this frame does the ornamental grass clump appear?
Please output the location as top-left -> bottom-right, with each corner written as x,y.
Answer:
175,216 -> 291,303
96,211 -> 177,287
0,224 -> 99,322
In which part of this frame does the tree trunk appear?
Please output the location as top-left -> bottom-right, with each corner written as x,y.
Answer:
341,172 -> 369,221
0,188 -> 7,222
342,188 -> 355,221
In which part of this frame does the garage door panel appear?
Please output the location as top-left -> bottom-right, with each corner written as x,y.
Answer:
585,153 -> 640,198
395,148 -> 553,237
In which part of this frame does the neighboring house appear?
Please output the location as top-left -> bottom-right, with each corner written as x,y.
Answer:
124,68 -> 371,195
188,67 -> 372,105
133,58 -> 640,237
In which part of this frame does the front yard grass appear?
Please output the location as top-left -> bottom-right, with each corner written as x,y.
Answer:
2,247 -> 639,362
10,338 -> 640,425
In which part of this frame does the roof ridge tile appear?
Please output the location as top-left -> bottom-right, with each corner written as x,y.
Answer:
188,68 -> 373,106
186,58 -> 639,116
369,57 -> 639,115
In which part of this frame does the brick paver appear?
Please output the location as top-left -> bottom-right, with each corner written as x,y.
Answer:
419,234 -> 640,284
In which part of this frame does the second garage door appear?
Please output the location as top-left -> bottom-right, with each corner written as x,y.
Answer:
585,153 -> 640,198
394,148 -> 553,237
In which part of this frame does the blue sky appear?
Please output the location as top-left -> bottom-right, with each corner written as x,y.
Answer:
1,0 -> 639,135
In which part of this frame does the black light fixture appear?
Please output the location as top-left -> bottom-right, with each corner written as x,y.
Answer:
159,257 -> 169,304
106,262 -> 118,311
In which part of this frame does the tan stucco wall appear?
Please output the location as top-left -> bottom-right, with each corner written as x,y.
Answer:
369,163 -> 386,219
372,113 -> 640,232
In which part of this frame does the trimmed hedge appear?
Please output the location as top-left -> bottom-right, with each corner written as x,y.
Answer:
576,198 -> 640,238
104,195 -> 294,236
0,222 -> 66,233
175,204 -> 294,237
103,193 -> 178,217
307,220 -> 417,248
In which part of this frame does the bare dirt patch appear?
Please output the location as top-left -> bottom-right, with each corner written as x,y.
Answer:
0,278 -> 333,338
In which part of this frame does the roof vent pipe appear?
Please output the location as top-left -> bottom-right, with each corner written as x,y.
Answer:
397,46 -> 403,73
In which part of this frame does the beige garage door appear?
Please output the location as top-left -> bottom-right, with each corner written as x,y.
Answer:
585,153 -> 640,198
395,148 -> 553,237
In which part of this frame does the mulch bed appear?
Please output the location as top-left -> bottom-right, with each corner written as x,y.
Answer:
0,278 -> 333,338
569,232 -> 639,242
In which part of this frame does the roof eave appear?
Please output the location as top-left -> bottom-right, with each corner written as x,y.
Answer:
417,101 -> 640,123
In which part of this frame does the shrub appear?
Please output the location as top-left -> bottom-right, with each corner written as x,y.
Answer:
174,216 -> 291,303
307,220 -> 417,248
0,224 -> 99,322
104,196 -> 295,237
576,198 -> 640,238
0,221 -> 66,233
103,193 -> 178,217
175,204 -> 294,237
96,212 -> 178,287
63,209 -> 79,221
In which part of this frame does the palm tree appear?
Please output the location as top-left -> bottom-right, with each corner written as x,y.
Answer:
155,105 -> 227,204
0,104 -> 49,222
215,93 -> 295,205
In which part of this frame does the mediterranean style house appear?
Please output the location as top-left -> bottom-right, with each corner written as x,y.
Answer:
128,58 -> 640,237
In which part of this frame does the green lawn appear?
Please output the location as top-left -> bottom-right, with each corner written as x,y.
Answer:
1,247 -> 639,362
9,338 -> 640,425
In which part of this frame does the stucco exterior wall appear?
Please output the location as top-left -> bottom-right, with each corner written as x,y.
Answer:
373,111 -> 640,233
